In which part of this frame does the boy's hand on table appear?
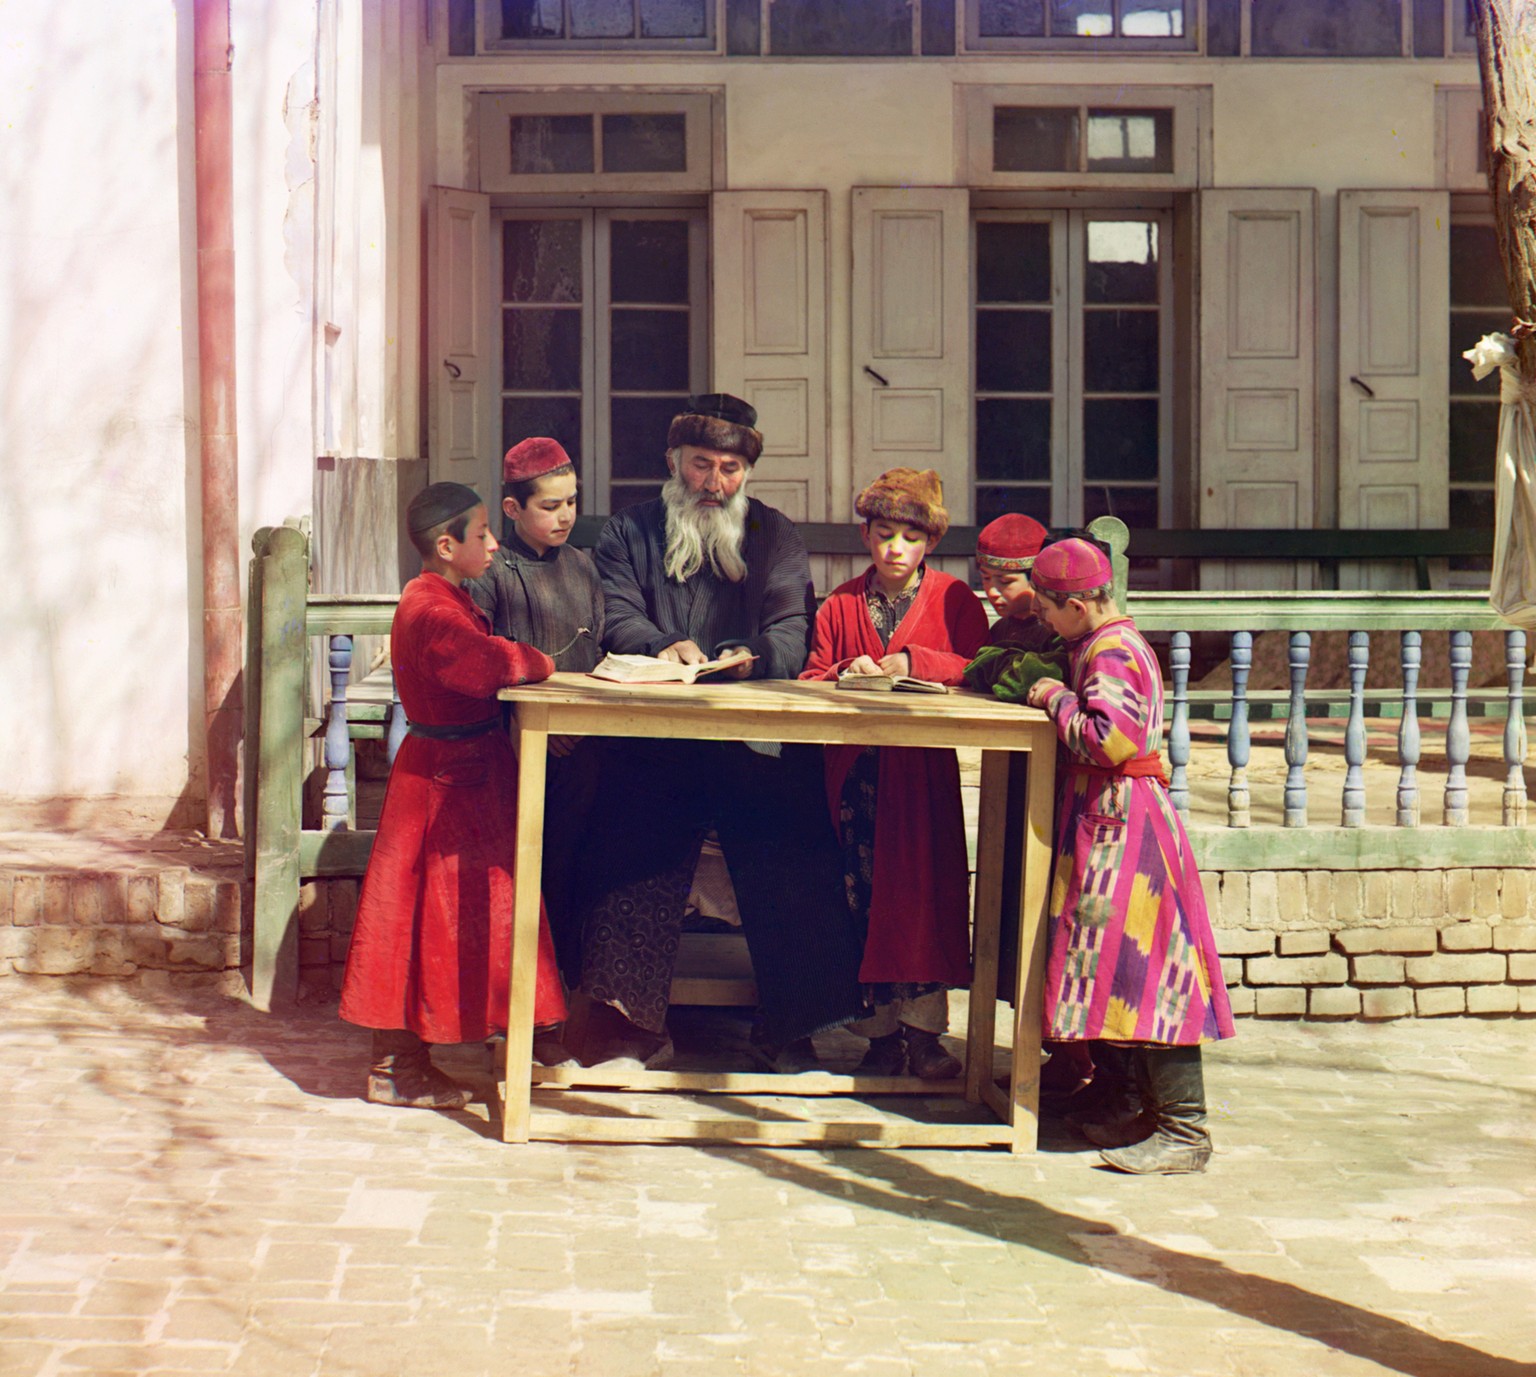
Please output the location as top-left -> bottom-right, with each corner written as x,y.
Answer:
876,651 -> 911,679
548,735 -> 581,758
1025,679 -> 1055,709
844,655 -> 884,677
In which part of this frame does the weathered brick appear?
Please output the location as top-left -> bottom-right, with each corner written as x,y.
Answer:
1519,987 -> 1536,1014
125,874 -> 158,924
1249,871 -> 1279,925
1361,871 -> 1392,921
182,879 -> 214,933
1335,925 -> 1437,955
0,870 -> 13,925
163,935 -> 224,970
1404,953 -> 1506,985
1389,871 -> 1417,921
0,928 -> 26,961
1227,985 -> 1256,1016
1439,922 -> 1492,952
1247,953 -> 1348,986
12,873 -> 42,927
74,872 -> 127,927
1350,954 -> 1406,985
212,881 -> 243,934
43,874 -> 71,925
328,880 -> 358,937
1220,872 -> 1250,928
157,869 -> 187,927
300,937 -> 330,969
13,927 -> 94,975
1501,870 -> 1533,920
1509,952 -> 1536,982
1255,987 -> 1306,1017
1467,985 -> 1519,1014
1215,927 -> 1273,957
330,933 -> 352,964
1278,930 -> 1330,956
1200,871 -> 1220,919
1331,871 -> 1363,922
1276,872 -> 1308,929
1444,869 -> 1474,921
87,930 -> 137,978
1414,871 -> 1443,922
1472,870 -> 1502,919
1416,986 -> 1466,1016
1494,924 -> 1536,952
1360,988 -> 1415,1020
1309,987 -> 1361,1019
299,881 -> 329,936
1305,870 -> 1334,923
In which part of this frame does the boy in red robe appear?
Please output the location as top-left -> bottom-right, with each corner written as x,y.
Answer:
800,469 -> 988,1078
339,482 -> 567,1111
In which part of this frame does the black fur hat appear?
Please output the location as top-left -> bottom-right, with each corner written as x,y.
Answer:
666,393 -> 764,464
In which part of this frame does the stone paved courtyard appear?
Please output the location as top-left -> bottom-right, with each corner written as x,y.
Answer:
1,977 -> 1533,1377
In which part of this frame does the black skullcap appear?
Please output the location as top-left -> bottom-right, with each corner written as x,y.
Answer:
682,393 -> 757,430
407,481 -> 482,536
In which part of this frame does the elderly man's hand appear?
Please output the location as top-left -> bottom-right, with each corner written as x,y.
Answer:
658,639 -> 709,666
716,647 -> 755,679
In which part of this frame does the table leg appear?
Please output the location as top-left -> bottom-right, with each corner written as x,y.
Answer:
1008,729 -> 1056,1154
966,751 -> 1010,1105
503,702 -> 550,1144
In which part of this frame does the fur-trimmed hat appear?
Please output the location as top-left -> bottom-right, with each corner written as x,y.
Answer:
503,436 -> 574,485
1030,537 -> 1113,595
855,468 -> 949,541
976,513 -> 1049,572
667,394 -> 764,464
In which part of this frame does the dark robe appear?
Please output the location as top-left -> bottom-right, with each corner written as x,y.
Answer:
339,573 -> 566,1044
578,497 -> 866,1045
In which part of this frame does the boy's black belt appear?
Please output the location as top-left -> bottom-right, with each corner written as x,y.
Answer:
406,716 -> 502,741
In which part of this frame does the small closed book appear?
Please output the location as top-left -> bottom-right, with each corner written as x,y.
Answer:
836,671 -> 947,695
589,652 -> 754,685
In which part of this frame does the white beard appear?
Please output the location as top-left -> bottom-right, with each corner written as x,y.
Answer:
661,471 -> 750,584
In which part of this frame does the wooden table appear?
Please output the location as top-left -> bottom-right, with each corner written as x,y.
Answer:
497,674 -> 1057,1152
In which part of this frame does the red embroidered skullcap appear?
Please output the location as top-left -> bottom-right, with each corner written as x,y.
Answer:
503,436 -> 574,484
976,514 -> 1049,572
1030,537 -> 1112,594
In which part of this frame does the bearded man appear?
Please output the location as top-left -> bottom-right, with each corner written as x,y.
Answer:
575,395 -> 867,1070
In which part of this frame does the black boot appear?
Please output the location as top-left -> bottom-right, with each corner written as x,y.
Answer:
1076,1042 -> 1154,1148
855,1032 -> 906,1076
902,1025 -> 962,1081
367,1029 -> 471,1111
1098,1045 -> 1211,1175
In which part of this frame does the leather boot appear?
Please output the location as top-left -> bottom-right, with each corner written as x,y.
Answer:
1076,1043 -> 1154,1148
367,1029 -> 471,1111
1098,1045 -> 1212,1175
855,1032 -> 906,1076
902,1025 -> 962,1081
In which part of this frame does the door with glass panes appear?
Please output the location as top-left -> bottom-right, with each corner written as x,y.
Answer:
973,209 -> 1171,532
497,207 -> 707,513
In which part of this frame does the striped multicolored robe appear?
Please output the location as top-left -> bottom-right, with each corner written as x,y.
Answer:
1033,616 -> 1235,1045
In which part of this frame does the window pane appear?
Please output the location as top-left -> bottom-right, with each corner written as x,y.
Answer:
611,310 -> 691,390
611,220 -> 690,303
641,0 -> 708,36
1450,224 -> 1507,307
570,0 -> 634,38
602,113 -> 687,173
1449,310 -> 1509,396
503,396 -> 583,464
449,0 -> 478,53
1122,0 -> 1184,37
1051,0 -> 1111,37
976,484 -> 1052,528
503,220 -> 583,304
611,397 -> 689,478
1449,401 -> 1498,484
1250,0 -> 1402,57
769,0 -> 913,55
1084,398 -> 1159,480
503,309 -> 583,390
1084,310 -> 1159,392
994,107 -> 1079,172
1086,108 -> 1173,173
977,309 -> 1053,392
1449,485 -> 1495,530
978,0 -> 1045,36
1086,220 -> 1159,303
976,221 -> 1051,303
976,400 -> 1052,480
509,115 -> 594,175
1084,485 -> 1159,530
502,0 -> 563,38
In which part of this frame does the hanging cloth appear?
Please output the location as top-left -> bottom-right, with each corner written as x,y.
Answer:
1466,331 -> 1536,632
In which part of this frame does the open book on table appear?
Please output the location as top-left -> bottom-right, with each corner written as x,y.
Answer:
588,652 -> 756,685
836,670 -> 948,695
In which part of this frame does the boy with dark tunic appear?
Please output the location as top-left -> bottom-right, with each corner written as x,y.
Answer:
467,437 -> 604,981
1025,538 -> 1236,1173
339,482 -> 567,1110
800,469 -> 988,1078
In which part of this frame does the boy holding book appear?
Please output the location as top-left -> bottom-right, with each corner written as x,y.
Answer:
800,469 -> 988,1077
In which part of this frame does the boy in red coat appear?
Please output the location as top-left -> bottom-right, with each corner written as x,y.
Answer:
339,482 -> 567,1111
800,469 -> 988,1077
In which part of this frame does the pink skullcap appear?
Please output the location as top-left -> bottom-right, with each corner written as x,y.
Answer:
503,437 -> 574,484
1030,537 -> 1112,594
976,514 -> 1049,571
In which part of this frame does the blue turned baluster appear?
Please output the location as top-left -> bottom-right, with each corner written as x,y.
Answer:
1284,631 -> 1310,827
1227,631 -> 1252,828
1396,631 -> 1421,828
386,670 -> 407,766
1169,631 -> 1191,818
1444,630 -> 1472,826
323,635 -> 353,831
1341,631 -> 1369,827
1503,629 -> 1528,827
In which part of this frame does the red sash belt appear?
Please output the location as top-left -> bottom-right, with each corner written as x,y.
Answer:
1069,753 -> 1170,789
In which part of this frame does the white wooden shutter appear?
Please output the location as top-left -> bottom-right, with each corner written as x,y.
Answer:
852,187 -> 972,579
1338,190 -> 1451,589
711,190 -> 829,527
427,186 -> 493,491
1198,189 -> 1317,590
